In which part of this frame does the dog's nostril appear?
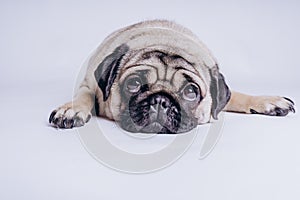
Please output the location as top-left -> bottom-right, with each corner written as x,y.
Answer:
161,101 -> 167,108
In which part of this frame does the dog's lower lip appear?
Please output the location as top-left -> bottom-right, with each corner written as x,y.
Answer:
149,122 -> 163,129
141,122 -> 164,132
151,122 -> 162,127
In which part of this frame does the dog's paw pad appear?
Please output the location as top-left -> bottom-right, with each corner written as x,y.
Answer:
250,96 -> 295,117
49,104 -> 91,129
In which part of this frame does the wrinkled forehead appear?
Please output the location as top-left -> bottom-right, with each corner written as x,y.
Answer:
119,49 -> 208,94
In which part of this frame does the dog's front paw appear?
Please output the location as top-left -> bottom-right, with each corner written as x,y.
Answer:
249,96 -> 295,116
49,103 -> 91,129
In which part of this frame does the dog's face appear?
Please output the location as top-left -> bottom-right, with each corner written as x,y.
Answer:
94,44 -> 231,134
118,50 -> 207,134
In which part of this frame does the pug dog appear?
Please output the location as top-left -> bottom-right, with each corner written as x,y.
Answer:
49,20 -> 295,134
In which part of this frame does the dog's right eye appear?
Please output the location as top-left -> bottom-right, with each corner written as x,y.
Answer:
126,77 -> 142,93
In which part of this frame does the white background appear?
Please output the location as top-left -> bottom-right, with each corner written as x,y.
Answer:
1,0 -> 300,199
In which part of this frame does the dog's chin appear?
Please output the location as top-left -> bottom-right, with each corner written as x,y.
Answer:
140,122 -> 180,134
140,122 -> 163,133
120,121 -> 176,134
119,117 -> 197,134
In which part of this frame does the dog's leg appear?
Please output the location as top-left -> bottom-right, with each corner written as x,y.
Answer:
49,85 -> 95,128
224,91 -> 295,116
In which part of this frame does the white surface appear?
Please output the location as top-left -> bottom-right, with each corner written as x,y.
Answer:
1,0 -> 300,199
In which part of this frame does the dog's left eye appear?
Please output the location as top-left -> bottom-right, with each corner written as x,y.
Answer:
182,83 -> 199,101
126,77 -> 142,93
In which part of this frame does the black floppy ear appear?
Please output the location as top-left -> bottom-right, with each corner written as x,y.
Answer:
94,44 -> 129,101
209,66 -> 231,120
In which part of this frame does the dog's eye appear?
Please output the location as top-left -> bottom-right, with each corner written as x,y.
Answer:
182,83 -> 199,101
126,77 -> 142,93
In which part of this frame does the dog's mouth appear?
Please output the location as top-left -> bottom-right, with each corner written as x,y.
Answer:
119,92 -> 197,134
141,122 -> 163,133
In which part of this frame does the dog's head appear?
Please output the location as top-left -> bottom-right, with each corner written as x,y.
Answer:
93,21 -> 230,134
94,44 -> 230,134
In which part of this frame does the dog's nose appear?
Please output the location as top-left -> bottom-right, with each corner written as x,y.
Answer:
149,95 -> 171,122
